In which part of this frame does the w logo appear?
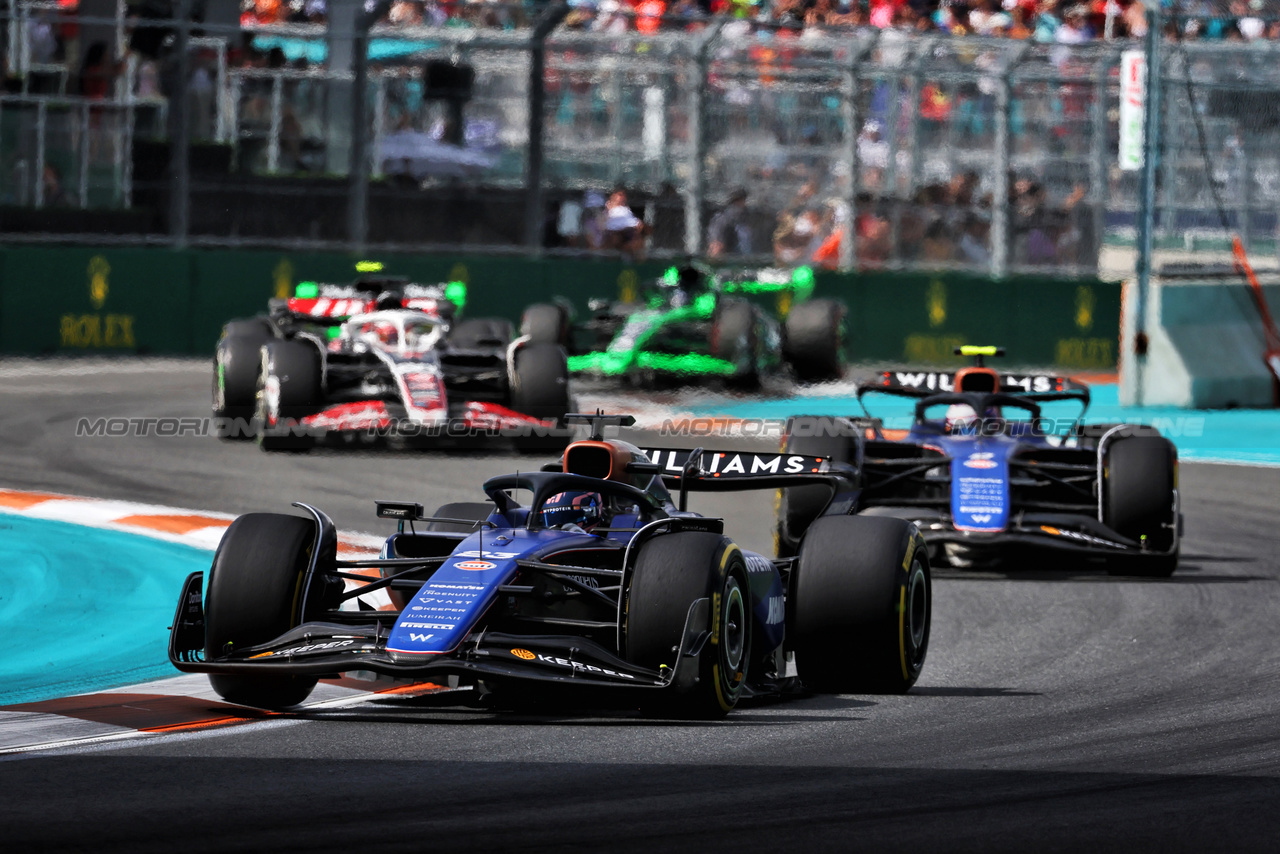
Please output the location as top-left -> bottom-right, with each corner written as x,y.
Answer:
971,515 -> 992,523
410,633 -> 435,642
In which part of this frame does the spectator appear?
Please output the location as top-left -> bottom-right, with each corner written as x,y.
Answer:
707,188 -> 752,258
774,209 -> 821,266
582,191 -> 608,249
957,214 -> 992,265
921,218 -> 956,263
42,164 -> 71,207
78,42 -> 114,99
604,188 -> 649,257
1033,0 -> 1062,41
857,120 -> 890,190
1056,4 -> 1094,42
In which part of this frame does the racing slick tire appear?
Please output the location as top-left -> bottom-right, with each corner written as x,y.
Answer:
521,303 -> 570,347
783,299 -> 845,383
791,515 -> 930,694
626,532 -> 751,718
450,318 -> 513,350
510,343 -> 573,454
511,342 -> 571,419
213,318 -> 274,440
710,299 -> 760,389
204,513 -> 321,709
256,340 -> 323,452
1103,435 -> 1179,578
776,416 -> 854,558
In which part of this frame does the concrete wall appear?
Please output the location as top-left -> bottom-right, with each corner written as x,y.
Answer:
1120,277 -> 1280,408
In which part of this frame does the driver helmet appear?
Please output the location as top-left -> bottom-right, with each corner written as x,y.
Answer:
945,402 -> 1002,433
539,491 -> 604,532
403,321 -> 439,353
362,320 -> 398,348
945,403 -> 980,434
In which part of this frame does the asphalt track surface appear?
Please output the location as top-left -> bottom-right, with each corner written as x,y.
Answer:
3,358 -> 1280,852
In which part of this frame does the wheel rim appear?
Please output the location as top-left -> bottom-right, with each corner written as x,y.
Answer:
722,577 -> 747,673
907,559 -> 928,653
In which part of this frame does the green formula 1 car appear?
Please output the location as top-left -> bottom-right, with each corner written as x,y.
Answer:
520,265 -> 846,388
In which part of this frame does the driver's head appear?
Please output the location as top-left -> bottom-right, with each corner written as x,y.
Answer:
945,402 -> 1001,433
361,320 -> 397,347
539,491 -> 604,532
945,403 -> 979,434
677,265 -> 702,291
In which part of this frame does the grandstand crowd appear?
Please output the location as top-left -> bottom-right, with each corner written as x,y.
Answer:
227,0 -> 1279,41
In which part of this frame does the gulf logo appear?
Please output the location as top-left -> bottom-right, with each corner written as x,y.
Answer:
964,453 -> 998,470
511,648 -> 535,660
455,560 -> 497,571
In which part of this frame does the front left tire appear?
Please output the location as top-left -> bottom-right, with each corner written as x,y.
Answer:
204,513 -> 321,709
626,531 -> 752,718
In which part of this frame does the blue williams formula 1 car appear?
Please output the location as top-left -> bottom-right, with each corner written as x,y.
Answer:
169,415 -> 931,717
777,347 -> 1181,577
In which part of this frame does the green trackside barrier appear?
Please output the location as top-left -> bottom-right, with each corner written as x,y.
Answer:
0,246 -> 192,355
0,245 -> 1119,369
818,269 -> 1121,369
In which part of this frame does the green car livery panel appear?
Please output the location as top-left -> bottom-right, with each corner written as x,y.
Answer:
524,265 -> 846,388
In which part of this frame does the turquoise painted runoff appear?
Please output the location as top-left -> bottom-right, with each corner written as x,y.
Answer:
0,515 -> 213,706
705,384 -> 1280,466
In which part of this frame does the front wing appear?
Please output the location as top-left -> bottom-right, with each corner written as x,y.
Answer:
169,572 -> 710,693
879,497 -> 1182,557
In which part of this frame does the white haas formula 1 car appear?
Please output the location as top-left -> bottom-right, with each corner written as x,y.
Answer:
214,278 -> 571,451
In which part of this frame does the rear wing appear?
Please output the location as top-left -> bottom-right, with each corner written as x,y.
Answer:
281,280 -> 465,321
859,369 -> 1090,404
642,446 -> 855,495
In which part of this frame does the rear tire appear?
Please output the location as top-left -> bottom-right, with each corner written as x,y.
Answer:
256,340 -> 323,452
511,342 -> 571,422
791,515 -> 930,694
213,319 -> 274,440
1103,435 -> 1179,577
509,342 -> 573,454
626,532 -> 751,718
204,513 -> 320,709
521,303 -> 570,347
776,416 -> 854,558
710,299 -> 760,389
783,299 -> 845,383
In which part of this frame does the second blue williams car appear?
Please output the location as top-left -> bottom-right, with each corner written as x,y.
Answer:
778,347 -> 1180,577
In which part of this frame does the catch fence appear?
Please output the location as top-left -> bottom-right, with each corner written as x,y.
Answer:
4,2 -> 1280,277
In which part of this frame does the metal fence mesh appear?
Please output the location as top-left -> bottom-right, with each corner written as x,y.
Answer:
5,3 -> 1280,276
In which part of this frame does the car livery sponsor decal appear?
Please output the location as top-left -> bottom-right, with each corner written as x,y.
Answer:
532,654 -> 636,680
386,527 -> 599,658
878,371 -> 1068,395
511,648 -> 536,660
964,452 -> 998,470
249,639 -> 357,659
1039,525 -> 1129,550
743,550 -> 787,653
938,437 -> 1012,532
643,449 -> 826,478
